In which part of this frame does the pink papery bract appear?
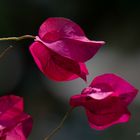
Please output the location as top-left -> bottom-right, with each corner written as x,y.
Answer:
29,17 -> 105,81
0,95 -> 33,140
70,73 -> 138,130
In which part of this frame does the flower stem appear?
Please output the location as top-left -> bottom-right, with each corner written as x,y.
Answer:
0,35 -> 35,59
0,35 -> 35,41
44,107 -> 74,140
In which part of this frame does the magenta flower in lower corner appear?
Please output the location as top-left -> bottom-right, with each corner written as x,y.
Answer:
29,17 -> 105,81
70,73 -> 138,130
0,95 -> 33,140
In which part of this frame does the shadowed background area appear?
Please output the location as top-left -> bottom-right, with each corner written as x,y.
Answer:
0,0 -> 140,140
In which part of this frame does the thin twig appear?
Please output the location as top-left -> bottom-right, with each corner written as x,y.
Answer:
0,35 -> 35,41
0,46 -> 13,59
44,107 -> 74,140
0,35 -> 35,59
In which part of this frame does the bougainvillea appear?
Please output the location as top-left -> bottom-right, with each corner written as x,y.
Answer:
70,73 -> 138,130
0,95 -> 33,140
29,17 -> 105,81
0,16 -> 139,139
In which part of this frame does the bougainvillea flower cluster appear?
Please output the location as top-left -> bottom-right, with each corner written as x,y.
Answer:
0,17 -> 138,140
29,17 -> 105,81
0,95 -> 33,140
70,74 -> 138,130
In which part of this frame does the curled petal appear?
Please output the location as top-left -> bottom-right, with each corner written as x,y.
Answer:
0,95 -> 33,140
86,109 -> 130,130
29,42 -> 88,81
5,115 -> 33,140
90,73 -> 138,106
37,17 -> 105,62
0,95 -> 24,127
39,17 -> 85,40
0,95 -> 23,113
36,36 -> 104,62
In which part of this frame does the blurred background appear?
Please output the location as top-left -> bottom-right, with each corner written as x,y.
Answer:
0,0 -> 140,139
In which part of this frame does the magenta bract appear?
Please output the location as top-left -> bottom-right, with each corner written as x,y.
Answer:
29,17 -> 105,81
0,95 -> 33,140
70,73 -> 138,130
